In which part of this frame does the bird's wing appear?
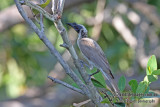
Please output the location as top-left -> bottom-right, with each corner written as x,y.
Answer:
79,39 -> 121,99
79,38 -> 114,78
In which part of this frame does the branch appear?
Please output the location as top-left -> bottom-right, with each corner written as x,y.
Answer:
39,0 -> 44,33
14,0 -> 90,98
15,0 -> 108,106
58,0 -> 65,16
23,0 -> 55,22
73,99 -> 91,107
52,1 -> 107,107
48,76 -> 85,95
51,0 -> 56,14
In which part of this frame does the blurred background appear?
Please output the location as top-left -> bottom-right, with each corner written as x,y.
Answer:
0,0 -> 160,106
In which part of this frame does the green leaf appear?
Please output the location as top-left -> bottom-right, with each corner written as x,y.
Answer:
39,0 -> 51,8
32,0 -> 51,15
106,91 -> 114,96
118,76 -> 126,92
152,69 -> 160,75
91,78 -> 105,88
91,69 -> 106,89
146,55 -> 157,75
101,98 -> 110,104
144,86 -> 150,94
144,75 -> 149,83
147,75 -> 158,82
101,94 -> 121,104
128,79 -> 138,93
143,76 -> 152,85
136,81 -> 148,94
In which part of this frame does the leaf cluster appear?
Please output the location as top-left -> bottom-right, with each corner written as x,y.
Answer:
91,55 -> 160,106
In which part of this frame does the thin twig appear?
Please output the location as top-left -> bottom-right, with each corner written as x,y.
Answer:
73,99 -> 91,107
48,76 -> 85,95
40,13 -> 44,32
40,0 -> 44,32
58,0 -> 65,15
102,91 -> 115,106
60,43 -> 69,49
89,69 -> 100,77
51,0 -> 56,14
24,0 -> 55,22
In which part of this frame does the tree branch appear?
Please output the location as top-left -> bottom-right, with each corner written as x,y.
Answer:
23,0 -> 55,21
39,0 -> 44,33
73,99 -> 91,107
14,0 -> 108,106
48,76 -> 85,95
58,0 -> 65,16
51,0 -> 58,15
14,0 -> 90,99
52,1 -> 107,106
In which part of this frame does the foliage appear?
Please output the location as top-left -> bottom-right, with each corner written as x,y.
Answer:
118,76 -> 126,92
128,79 -> 138,93
98,55 -> 160,106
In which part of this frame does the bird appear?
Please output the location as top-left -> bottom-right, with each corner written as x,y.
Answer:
67,22 -> 122,101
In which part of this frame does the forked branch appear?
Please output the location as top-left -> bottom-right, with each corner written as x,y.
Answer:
14,0 -> 108,106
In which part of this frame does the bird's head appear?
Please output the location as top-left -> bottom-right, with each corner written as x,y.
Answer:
67,22 -> 88,38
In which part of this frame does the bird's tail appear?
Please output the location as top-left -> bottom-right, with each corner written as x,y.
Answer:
101,70 -> 123,102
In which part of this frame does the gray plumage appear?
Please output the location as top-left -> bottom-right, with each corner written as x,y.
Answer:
78,38 -> 114,79
67,22 -> 123,101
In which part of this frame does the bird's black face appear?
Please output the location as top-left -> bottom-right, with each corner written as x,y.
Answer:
66,23 -> 83,33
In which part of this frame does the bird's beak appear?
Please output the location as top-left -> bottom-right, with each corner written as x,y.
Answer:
66,23 -> 82,33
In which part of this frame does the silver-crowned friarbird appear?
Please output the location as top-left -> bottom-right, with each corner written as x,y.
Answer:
67,22 -> 122,101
